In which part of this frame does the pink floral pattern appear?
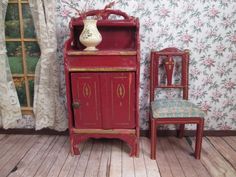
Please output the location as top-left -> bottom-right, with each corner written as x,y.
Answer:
55,0 -> 236,130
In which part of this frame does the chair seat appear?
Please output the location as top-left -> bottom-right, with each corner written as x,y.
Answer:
151,99 -> 206,118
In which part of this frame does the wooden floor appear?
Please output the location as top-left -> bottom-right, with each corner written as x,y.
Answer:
0,134 -> 236,177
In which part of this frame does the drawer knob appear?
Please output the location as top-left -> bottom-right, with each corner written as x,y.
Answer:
72,102 -> 80,109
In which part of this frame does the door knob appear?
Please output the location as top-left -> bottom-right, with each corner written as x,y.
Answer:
72,102 -> 80,109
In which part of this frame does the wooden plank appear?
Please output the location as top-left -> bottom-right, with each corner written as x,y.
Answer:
191,137 -> 236,177
83,140 -> 103,177
122,141 -> 135,177
0,134 -> 6,141
20,136 -> 57,177
53,142 -> 78,177
223,136 -> 236,151
109,140 -> 122,177
156,138 -> 173,177
8,136 -> 50,177
169,137 -> 205,177
0,135 -> 22,158
159,137 -> 185,177
181,138 -> 212,177
133,140 -> 147,177
207,137 -> 236,169
0,135 -> 28,171
0,134 -> 10,147
62,141 -> 86,177
71,140 -> 93,177
46,139 -> 70,177
97,140 -> 112,177
0,135 -> 37,177
34,136 -> 67,177
141,137 -> 161,177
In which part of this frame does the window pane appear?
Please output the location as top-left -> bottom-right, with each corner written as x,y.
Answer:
6,42 -> 23,74
14,78 -> 27,106
5,3 -> 20,38
22,4 -> 36,38
25,42 -> 40,73
28,77 -> 34,106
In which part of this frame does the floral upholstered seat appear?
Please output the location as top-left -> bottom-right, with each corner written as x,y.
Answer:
151,99 -> 206,118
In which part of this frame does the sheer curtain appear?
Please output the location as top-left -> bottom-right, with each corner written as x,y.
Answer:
0,0 -> 22,129
29,0 -> 67,131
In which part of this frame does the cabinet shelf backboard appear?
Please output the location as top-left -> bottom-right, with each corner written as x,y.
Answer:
70,19 -> 138,51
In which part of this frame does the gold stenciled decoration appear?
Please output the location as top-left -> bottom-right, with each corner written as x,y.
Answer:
117,84 -> 125,98
83,83 -> 91,97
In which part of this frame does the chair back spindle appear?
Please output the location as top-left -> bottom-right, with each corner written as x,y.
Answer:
150,48 -> 190,101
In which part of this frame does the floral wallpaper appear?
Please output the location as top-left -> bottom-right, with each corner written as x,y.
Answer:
56,0 -> 236,130
13,0 -> 236,130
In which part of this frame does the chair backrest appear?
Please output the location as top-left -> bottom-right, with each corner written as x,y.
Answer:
150,47 -> 190,102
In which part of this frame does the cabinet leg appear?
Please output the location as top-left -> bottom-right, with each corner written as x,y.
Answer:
70,135 -> 80,155
136,140 -> 140,157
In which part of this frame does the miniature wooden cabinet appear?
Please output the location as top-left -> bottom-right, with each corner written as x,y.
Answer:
64,10 -> 140,156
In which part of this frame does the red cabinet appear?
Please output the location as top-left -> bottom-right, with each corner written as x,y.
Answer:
64,10 -> 140,156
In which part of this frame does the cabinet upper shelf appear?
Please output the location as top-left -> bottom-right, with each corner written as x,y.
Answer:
67,10 -> 140,51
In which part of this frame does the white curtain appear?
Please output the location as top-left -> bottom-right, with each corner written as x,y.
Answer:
29,0 -> 67,131
0,0 -> 22,129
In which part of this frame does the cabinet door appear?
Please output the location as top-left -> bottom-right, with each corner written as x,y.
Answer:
71,73 -> 102,128
106,72 -> 135,129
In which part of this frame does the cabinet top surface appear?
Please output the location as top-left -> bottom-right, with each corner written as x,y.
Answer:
66,50 -> 137,56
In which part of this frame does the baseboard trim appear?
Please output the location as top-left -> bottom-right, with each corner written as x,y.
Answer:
0,129 -> 235,137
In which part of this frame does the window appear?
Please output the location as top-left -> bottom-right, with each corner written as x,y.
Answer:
5,0 -> 40,114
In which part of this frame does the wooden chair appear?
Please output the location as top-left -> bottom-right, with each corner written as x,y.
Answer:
150,48 -> 205,160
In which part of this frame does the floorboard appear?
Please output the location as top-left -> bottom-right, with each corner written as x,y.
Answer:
0,135 -> 37,177
0,134 -> 235,177
191,137 -> 236,177
0,134 -> 6,141
155,138 -> 173,177
72,140 -> 93,177
133,139 -> 147,177
83,140 -> 103,177
19,136 -> 57,177
34,136 -> 67,177
141,137 -> 161,177
8,136 -> 49,177
109,140 -> 122,177
122,142 -> 135,177
179,138 -> 211,177
223,136 -> 236,151
46,139 -> 70,177
97,140 -> 112,177
159,138 -> 185,177
0,135 -> 22,159
207,137 -> 236,170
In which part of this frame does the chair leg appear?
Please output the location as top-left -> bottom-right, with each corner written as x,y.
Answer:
178,124 -> 185,138
150,119 -> 157,160
195,119 -> 204,159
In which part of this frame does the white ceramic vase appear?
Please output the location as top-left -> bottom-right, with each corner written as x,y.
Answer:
79,19 -> 102,51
